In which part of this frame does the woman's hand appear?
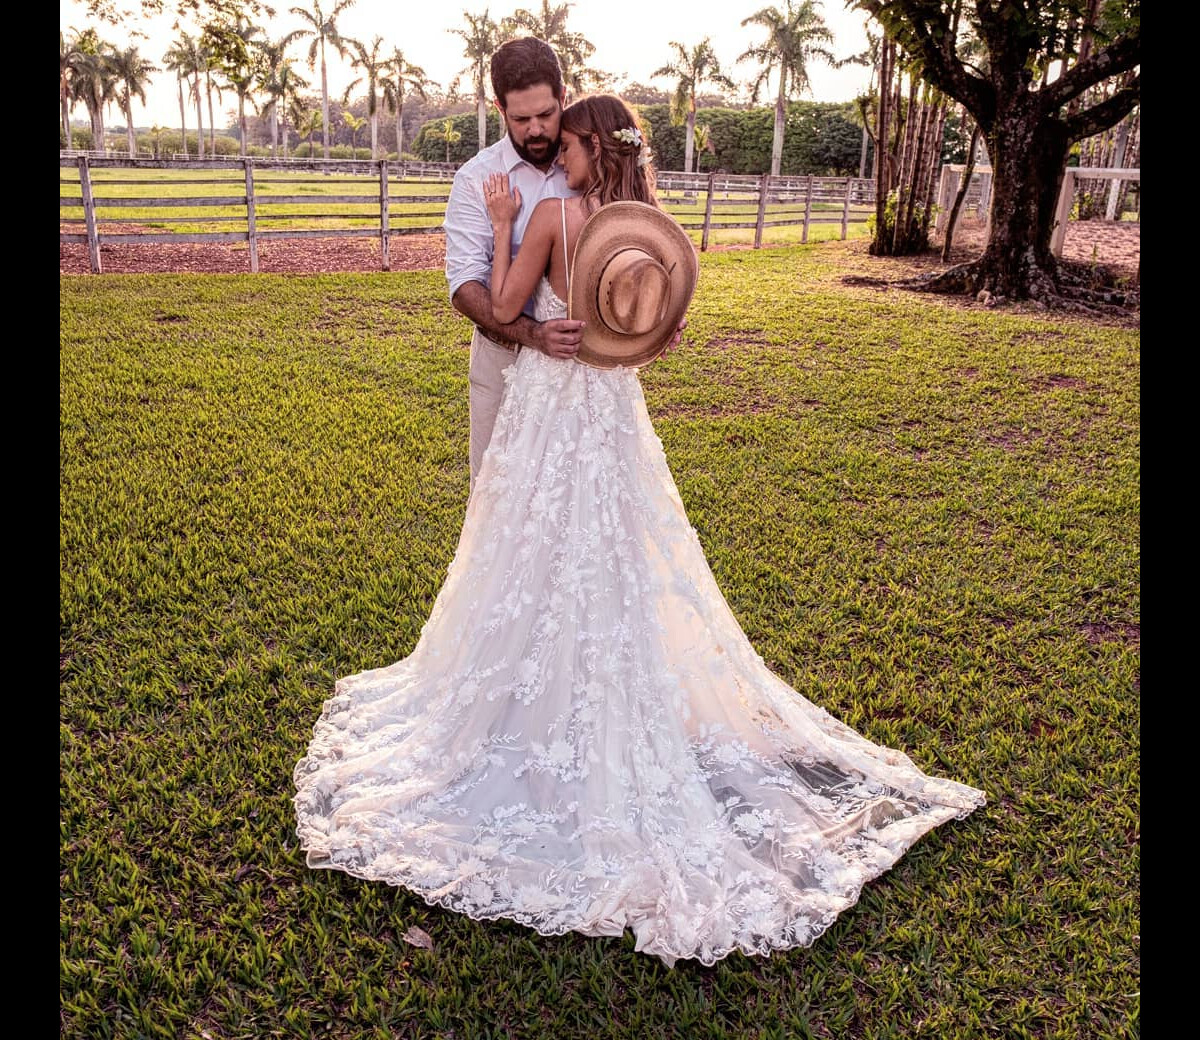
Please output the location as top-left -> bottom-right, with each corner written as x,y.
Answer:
484,172 -> 521,229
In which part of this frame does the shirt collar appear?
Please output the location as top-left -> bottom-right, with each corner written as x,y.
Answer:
498,134 -> 560,179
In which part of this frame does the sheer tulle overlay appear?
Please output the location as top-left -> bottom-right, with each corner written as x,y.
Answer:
293,278 -> 986,967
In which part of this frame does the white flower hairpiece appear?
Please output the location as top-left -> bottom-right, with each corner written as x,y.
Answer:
612,126 -> 653,167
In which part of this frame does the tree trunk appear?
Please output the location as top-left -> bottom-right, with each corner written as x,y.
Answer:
62,95 -> 72,147
239,97 -> 247,156
321,40 -> 331,159
178,79 -> 188,158
933,96 -> 1070,299
395,100 -> 404,157
872,40 -> 893,255
207,77 -> 216,152
942,121 -> 979,260
477,89 -> 487,153
194,78 -> 205,158
890,71 -> 919,254
370,111 -> 379,159
771,71 -> 786,176
125,99 -> 137,156
685,106 -> 696,175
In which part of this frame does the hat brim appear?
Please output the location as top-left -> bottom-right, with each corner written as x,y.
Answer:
568,201 -> 699,369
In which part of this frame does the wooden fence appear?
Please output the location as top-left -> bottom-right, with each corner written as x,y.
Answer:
60,156 -> 877,274
933,163 -> 1141,256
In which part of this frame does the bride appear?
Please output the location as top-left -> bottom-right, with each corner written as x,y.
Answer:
293,94 -> 985,968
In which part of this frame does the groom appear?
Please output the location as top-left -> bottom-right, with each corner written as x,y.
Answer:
443,37 -> 583,488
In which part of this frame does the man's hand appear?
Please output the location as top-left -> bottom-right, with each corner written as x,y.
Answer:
532,318 -> 586,361
661,318 -> 688,358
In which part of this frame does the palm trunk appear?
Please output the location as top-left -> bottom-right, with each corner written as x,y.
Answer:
207,75 -> 216,152
125,99 -> 137,156
872,40 -> 893,254
890,71 -> 918,254
370,108 -> 379,159
771,69 -> 786,176
477,84 -> 487,152
177,78 -> 188,158
194,78 -> 205,158
395,100 -> 404,157
62,94 -> 72,148
238,96 -> 248,156
685,106 -> 695,175
321,40 -> 331,159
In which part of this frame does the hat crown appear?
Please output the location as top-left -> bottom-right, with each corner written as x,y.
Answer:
598,248 -> 670,336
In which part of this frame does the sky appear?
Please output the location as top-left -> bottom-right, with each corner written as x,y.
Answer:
61,0 -> 876,131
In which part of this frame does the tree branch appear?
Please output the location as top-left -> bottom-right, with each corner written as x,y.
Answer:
1041,31 -> 1141,111
1061,73 -> 1140,142
853,1 -> 992,124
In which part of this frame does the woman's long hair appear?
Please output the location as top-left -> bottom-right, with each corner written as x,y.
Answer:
560,94 -> 658,209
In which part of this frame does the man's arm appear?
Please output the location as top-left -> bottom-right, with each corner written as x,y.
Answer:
452,281 -> 586,360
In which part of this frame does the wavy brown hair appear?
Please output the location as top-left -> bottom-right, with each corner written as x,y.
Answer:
559,94 -> 658,209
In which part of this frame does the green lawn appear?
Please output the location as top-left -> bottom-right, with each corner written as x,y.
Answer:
60,241 -> 1139,1039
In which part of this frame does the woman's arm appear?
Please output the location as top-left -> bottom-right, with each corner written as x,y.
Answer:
484,174 -> 558,325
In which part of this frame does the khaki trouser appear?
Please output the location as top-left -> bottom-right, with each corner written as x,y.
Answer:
468,327 -> 520,490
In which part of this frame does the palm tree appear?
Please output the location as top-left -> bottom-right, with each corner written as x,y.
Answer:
162,40 -> 193,157
342,34 -> 388,158
501,1 -> 598,100
341,109 -> 367,153
60,31 -> 87,147
69,31 -> 120,153
450,8 -> 501,153
436,117 -> 462,163
108,45 -> 158,156
199,41 -> 224,153
286,0 -> 357,159
652,39 -> 735,175
203,16 -> 264,155
739,0 -> 836,176
254,36 -> 291,158
381,49 -> 433,158
296,102 -> 324,155
166,31 -> 207,157
275,61 -> 310,157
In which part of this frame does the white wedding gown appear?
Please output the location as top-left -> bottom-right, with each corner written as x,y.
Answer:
293,276 -> 986,967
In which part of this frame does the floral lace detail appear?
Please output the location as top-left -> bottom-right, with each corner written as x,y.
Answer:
293,277 -> 985,967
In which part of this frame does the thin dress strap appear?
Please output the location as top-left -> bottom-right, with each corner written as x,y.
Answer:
560,198 -> 570,301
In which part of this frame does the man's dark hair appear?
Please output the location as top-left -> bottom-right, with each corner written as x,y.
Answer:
490,37 -> 564,108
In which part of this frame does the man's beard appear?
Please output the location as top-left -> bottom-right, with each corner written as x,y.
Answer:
512,133 -> 560,167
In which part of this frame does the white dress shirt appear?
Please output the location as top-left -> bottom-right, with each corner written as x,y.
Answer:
444,134 -> 576,317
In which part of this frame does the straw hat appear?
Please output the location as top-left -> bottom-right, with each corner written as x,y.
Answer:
568,201 -> 699,369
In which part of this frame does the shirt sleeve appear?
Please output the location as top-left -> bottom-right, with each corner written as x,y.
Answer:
443,163 -> 495,302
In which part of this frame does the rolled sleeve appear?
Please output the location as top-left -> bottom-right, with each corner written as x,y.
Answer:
444,166 -> 495,302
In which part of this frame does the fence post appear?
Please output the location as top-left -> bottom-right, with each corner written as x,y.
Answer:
379,159 -> 391,271
754,173 -> 770,249
78,155 -> 101,274
841,178 -> 852,240
1050,170 -> 1075,257
801,174 -> 814,244
243,158 -> 259,273
701,171 -> 715,252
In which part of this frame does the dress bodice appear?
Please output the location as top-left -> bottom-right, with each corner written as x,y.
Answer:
532,275 -> 567,323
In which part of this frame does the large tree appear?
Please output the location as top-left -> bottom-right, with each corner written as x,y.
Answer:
451,9 -> 502,154
739,1 -> 837,176
652,39 -> 736,175
852,0 -> 1140,303
287,0 -> 357,159
203,15 -> 264,155
61,31 -> 88,146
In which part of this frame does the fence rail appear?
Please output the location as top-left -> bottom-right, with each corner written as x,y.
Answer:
61,156 -> 879,274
